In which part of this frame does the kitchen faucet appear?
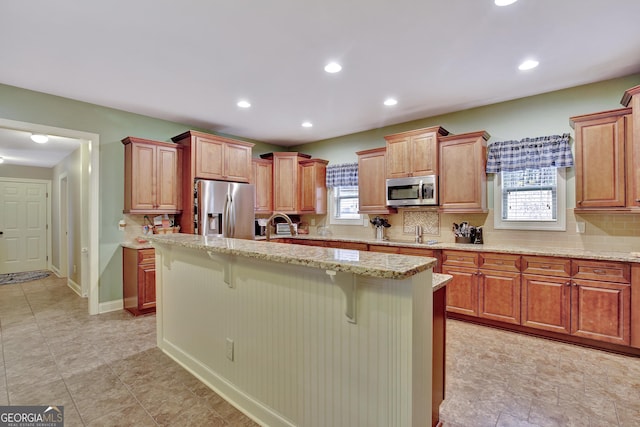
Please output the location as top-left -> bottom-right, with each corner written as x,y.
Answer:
265,212 -> 297,241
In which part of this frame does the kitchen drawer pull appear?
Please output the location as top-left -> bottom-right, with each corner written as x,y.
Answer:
495,260 -> 504,265
565,281 -> 571,287
593,269 -> 608,275
540,265 -> 551,269
457,257 -> 466,261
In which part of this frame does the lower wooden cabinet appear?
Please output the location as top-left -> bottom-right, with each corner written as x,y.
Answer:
123,247 -> 156,316
479,269 -> 521,325
522,274 -> 571,334
443,265 -> 479,317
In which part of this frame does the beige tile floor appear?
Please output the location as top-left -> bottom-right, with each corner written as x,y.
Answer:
2,273 -> 639,426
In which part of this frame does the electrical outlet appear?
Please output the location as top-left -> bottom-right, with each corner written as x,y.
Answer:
576,222 -> 586,234
226,338 -> 234,361
310,218 -> 316,226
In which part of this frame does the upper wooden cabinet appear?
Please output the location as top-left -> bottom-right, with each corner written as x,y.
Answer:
172,130 -> 254,183
122,136 -> 182,214
571,108 -> 632,211
252,158 -> 273,214
299,158 -> 328,214
438,131 -> 489,213
269,152 -> 328,214
356,147 -> 396,214
622,85 -> 640,209
385,126 -> 449,178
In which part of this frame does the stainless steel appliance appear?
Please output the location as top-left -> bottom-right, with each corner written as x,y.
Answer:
195,180 -> 255,239
386,175 -> 437,207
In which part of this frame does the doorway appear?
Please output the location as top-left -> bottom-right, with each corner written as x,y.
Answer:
0,118 -> 100,314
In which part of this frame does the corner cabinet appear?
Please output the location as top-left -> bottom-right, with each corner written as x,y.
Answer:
570,108 -> 632,211
299,158 -> 328,214
438,131 -> 489,213
122,137 -> 182,214
171,130 -> 254,234
269,152 -> 328,214
356,147 -> 396,214
123,247 -> 156,316
385,126 -> 449,178
252,158 -> 273,214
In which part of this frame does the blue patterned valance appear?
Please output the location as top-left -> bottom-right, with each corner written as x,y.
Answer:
486,133 -> 573,173
326,162 -> 358,187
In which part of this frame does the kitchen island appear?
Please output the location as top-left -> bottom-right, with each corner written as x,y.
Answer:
147,234 -> 446,427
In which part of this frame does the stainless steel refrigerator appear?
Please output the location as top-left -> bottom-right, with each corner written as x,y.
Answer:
195,180 -> 255,239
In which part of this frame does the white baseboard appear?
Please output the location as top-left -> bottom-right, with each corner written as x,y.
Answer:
50,265 -> 62,277
99,299 -> 123,313
67,278 -> 82,296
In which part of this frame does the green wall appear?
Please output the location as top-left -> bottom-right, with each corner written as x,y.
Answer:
0,83 -> 280,303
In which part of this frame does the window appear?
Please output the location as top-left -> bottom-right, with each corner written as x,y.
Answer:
329,186 -> 364,225
494,167 -> 566,231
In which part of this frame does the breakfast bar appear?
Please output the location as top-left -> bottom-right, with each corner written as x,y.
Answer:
147,234 -> 447,427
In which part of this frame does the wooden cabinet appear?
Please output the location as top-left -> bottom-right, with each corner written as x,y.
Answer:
356,147 -> 396,214
171,130 -> 254,234
478,253 -> 521,325
123,247 -> 156,316
270,152 -> 328,214
122,137 -> 182,214
521,256 -> 572,334
570,260 -> 631,345
438,131 -> 489,213
571,108 -> 632,210
442,250 -> 480,317
252,158 -> 273,213
299,159 -> 328,214
622,85 -> 640,209
385,127 -> 449,178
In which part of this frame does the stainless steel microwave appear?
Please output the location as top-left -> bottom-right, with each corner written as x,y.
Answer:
386,175 -> 437,207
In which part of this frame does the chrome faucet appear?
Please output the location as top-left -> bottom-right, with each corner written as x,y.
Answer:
265,212 -> 297,241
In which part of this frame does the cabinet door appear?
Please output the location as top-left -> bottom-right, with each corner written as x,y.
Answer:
195,136 -> 224,180
138,261 -> 156,310
439,132 -> 488,212
225,142 -> 252,182
411,132 -> 438,176
386,136 -> 411,178
252,159 -> 273,213
571,279 -> 630,345
357,148 -> 396,214
130,142 -> 157,211
626,111 -> 640,207
299,162 -> 316,212
156,145 -> 181,211
521,274 -> 571,334
442,265 -> 479,317
574,114 -> 626,208
478,270 -> 521,325
273,155 -> 299,212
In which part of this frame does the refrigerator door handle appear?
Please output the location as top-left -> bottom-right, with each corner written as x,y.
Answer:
228,193 -> 235,237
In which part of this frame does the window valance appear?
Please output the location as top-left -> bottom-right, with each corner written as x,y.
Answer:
486,133 -> 573,173
326,162 -> 358,187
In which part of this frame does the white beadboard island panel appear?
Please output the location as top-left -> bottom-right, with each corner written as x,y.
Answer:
152,239 -> 433,427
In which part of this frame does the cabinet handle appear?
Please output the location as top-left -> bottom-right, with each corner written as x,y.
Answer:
565,281 -> 571,287
495,260 -> 504,265
457,257 -> 465,261
636,199 -> 640,203
540,265 -> 551,269
593,269 -> 607,275
577,201 -> 582,205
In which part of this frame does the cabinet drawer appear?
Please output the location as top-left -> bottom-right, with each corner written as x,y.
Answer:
442,250 -> 479,267
325,241 -> 368,251
138,248 -> 155,264
480,253 -> 520,272
522,256 -> 571,278
369,245 -> 400,254
571,260 -> 630,283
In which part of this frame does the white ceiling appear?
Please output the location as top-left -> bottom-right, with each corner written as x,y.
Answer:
1,0 -> 640,157
0,128 -> 82,168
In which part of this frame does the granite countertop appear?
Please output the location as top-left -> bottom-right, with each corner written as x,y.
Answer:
146,234 -> 437,280
282,235 -> 640,264
121,240 -> 153,250
432,273 -> 452,291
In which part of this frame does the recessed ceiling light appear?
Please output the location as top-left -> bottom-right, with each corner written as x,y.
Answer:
384,98 -> 398,106
324,62 -> 342,73
518,59 -> 539,71
237,100 -> 251,108
301,121 -> 313,128
31,133 -> 49,143
495,0 -> 518,6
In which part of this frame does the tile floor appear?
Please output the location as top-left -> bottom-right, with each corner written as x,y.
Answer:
1,273 -> 639,426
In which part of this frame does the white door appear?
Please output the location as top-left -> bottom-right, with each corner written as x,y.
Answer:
0,180 -> 48,274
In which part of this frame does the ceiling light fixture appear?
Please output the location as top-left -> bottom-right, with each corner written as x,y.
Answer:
324,62 -> 342,73
301,121 -> 313,128
0,157 -> 4,164
518,59 -> 539,71
495,0 -> 518,6
31,133 -> 49,144
237,100 -> 251,108
384,98 -> 398,106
